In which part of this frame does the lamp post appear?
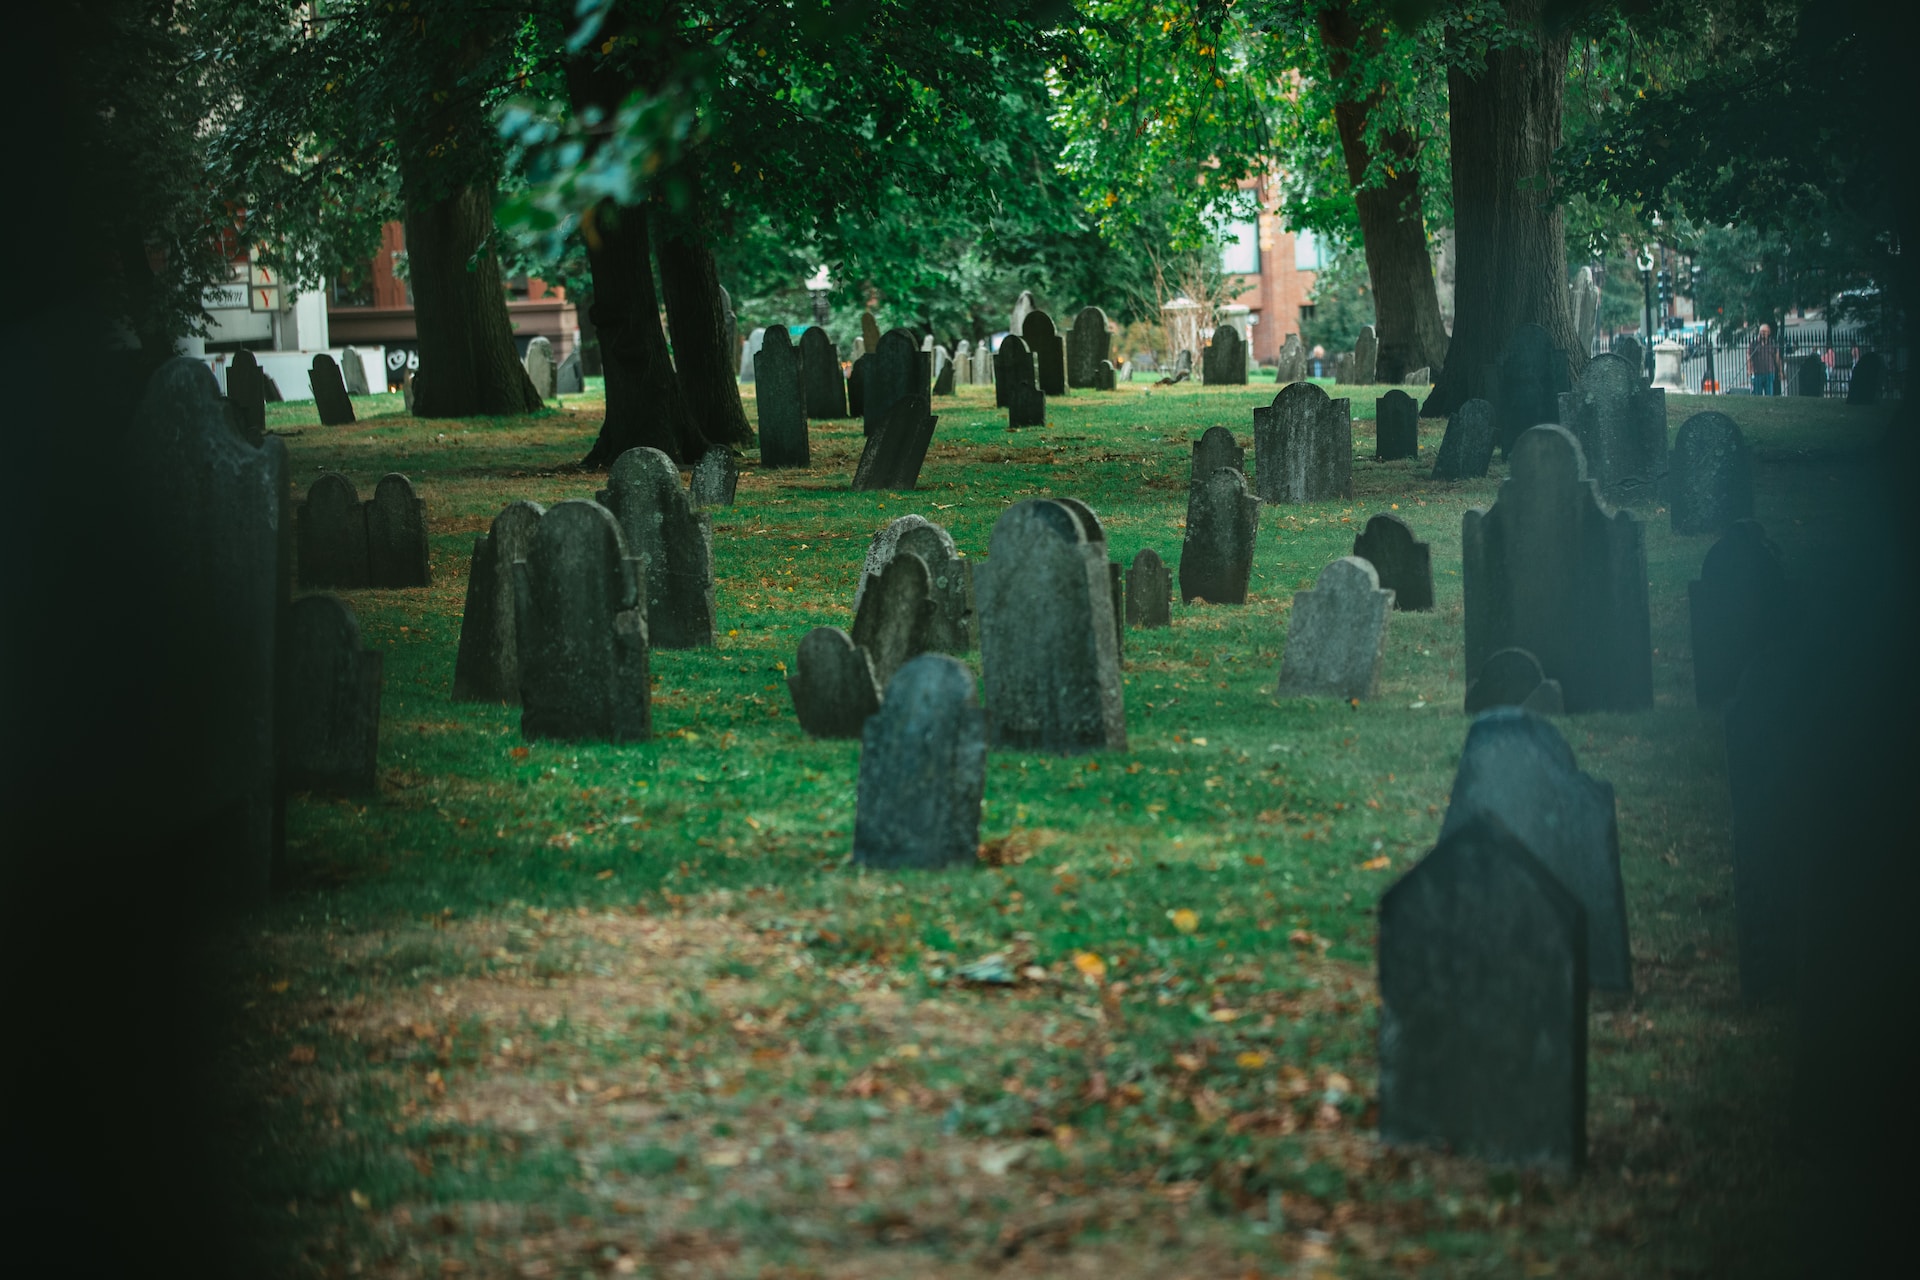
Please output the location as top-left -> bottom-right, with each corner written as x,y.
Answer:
1637,247 -> 1656,382
805,265 -> 832,329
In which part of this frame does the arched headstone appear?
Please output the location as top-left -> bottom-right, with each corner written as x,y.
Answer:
511,500 -> 651,742
852,655 -> 986,869
453,501 -> 546,703
596,448 -> 716,648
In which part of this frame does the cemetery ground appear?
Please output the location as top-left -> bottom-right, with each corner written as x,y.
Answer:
233,377 -> 1890,1278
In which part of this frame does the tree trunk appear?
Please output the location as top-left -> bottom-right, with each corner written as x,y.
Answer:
1423,3 -> 1579,417
579,201 -> 705,466
656,214 -> 755,449
401,181 -> 543,419
1317,5 -> 1450,385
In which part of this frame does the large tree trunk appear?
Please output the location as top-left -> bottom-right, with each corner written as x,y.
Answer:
1423,2 -> 1579,417
401,180 -> 543,419
657,214 -> 755,449
1317,5 -> 1450,385
579,201 -> 705,466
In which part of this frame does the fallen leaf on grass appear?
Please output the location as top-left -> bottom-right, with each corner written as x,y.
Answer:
1360,856 -> 1392,871
288,1044 -> 317,1065
1168,908 -> 1199,934
1073,951 -> 1108,981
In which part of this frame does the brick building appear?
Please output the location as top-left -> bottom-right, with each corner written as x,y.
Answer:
1219,176 -> 1324,365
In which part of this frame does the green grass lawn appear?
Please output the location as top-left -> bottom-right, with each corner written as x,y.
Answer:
234,378 -> 1894,1278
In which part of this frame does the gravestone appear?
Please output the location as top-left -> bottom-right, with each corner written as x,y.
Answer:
1190,426 -> 1244,491
512,500 -> 650,742
1093,360 -> 1117,391
1022,310 -> 1068,397
1791,353 -> 1826,397
860,312 -> 883,358
596,447 -> 716,648
996,335 -> 1045,428
755,325 -> 810,469
1179,468 -> 1259,605
1464,648 -> 1564,716
1556,352 -> 1667,503
1570,267 -> 1600,355
365,472 -> 430,588
280,593 -> 383,794
1462,426 -> 1653,713
1404,366 -> 1432,386
297,474 -> 368,589
856,515 -> 973,652
1487,324 -> 1570,457
340,346 -> 371,396
863,328 -> 924,439
1689,520 -> 1789,710
720,285 -> 738,382
1847,352 -> 1885,405
799,326 -> 847,419
524,336 -> 556,399
953,339 -> 973,385
1352,513 -> 1433,611
690,448 -> 738,508
1066,306 -> 1111,388
737,326 -> 765,383
846,354 -> 868,416
1351,325 -> 1379,384
1171,348 -> 1194,381
1201,325 -> 1248,385
1252,382 -> 1353,503
1431,398 -> 1498,480
850,551 -> 936,687
1440,709 -> 1631,993
1275,557 -> 1394,700
852,655 -> 986,869
787,627 -> 882,739
852,385 -> 938,491
1333,351 -> 1356,384
453,501 -> 545,703
976,499 -> 1127,754
401,369 -> 417,415
226,349 -> 268,443
1375,390 -> 1419,461
931,346 -> 956,396
1126,548 -> 1172,628
1275,334 -> 1306,383
1669,411 -> 1752,535
1379,812 -> 1587,1170
555,348 -> 584,394
1009,290 -> 1037,337
1611,335 -> 1644,379
310,354 -> 356,426
971,338 -> 994,389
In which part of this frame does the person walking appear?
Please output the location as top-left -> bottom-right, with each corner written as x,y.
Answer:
1748,323 -> 1784,395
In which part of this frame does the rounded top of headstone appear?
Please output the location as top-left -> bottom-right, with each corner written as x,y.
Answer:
1509,425 -> 1587,486
231,349 -> 262,371
1315,555 -> 1383,593
1073,305 -> 1109,329
1021,309 -> 1058,340
307,471 -> 360,504
761,324 -> 793,349
532,498 -> 626,554
1199,425 -> 1237,447
878,328 -> 919,357
988,499 -> 1084,558
1359,511 -> 1416,544
798,624 -> 861,666
857,514 -> 955,608
998,334 -> 1031,357
1271,380 -> 1332,409
1458,704 -> 1580,777
1201,466 -> 1250,497
312,353 -> 340,373
1453,397 -> 1494,421
373,472 -> 416,502
1379,388 -> 1416,408
882,652 -> 977,714
1675,410 -> 1744,447
1464,649 -> 1552,714
289,591 -> 363,647
1052,497 -> 1107,543
527,335 -> 553,352
1574,351 -> 1639,398
490,499 -> 546,546
608,446 -> 681,490
1131,546 -> 1165,571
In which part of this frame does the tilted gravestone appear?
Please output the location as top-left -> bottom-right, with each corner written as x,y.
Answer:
1431,398 -> 1498,481
996,334 -> 1045,428
1487,324 -> 1570,457
1464,647 -> 1564,716
365,473 -> 430,588
971,338 -> 994,389
1351,512 -> 1434,611
310,354 -> 356,426
1180,468 -> 1259,605
1441,708 -> 1631,993
788,627 -> 882,739
860,311 -> 883,357
737,326 -> 764,383
1557,352 -> 1667,503
1066,306 -> 1111,389
852,386 -> 937,491
596,447 -> 716,649
1202,325 -> 1248,385
1276,557 -> 1394,700
555,348 -> 585,394
340,346 -> 371,396
856,515 -> 973,652
1126,548 -> 1172,628
226,349 -> 268,443
690,448 -> 738,508
849,551 -> 935,689
976,499 -> 1127,754
1351,325 -> 1379,383
297,474 -> 369,589
1253,382 -> 1353,504
523,336 -> 556,399
453,501 -> 545,703
1379,812 -> 1588,1170
1021,310 -> 1068,396
1375,390 -> 1419,461
1190,426 -> 1244,491
1463,425 -> 1652,713
931,346 -> 956,396
1274,333 -> 1306,383
1847,352 -> 1885,405
512,500 -> 650,742
1689,520 -> 1790,710
1669,411 -> 1752,535
863,328 -> 925,439
799,325 -> 848,420
853,654 -> 987,869
280,593 -> 382,794
755,325 -> 810,468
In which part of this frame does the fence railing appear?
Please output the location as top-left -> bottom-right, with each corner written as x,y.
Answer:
1593,327 -> 1903,400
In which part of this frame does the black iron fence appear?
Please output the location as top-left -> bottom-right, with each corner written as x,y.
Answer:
1593,325 -> 1904,401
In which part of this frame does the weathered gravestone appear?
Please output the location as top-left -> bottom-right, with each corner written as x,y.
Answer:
860,312 -> 883,357
1169,348 -> 1195,382
1066,306 -> 1111,389
1669,411 -> 1752,535
1375,390 -> 1419,461
931,346 -> 956,396
971,339 -> 994,389
226,349 -> 268,443
996,334 -> 1045,429
555,348 -> 584,394
1333,351 -> 1357,385
1276,557 -> 1393,700
1351,325 -> 1379,384
512,500 -> 650,742
976,499 -> 1127,754
787,627 -> 882,739
1791,353 -> 1826,397
856,515 -> 973,651
1189,426 -> 1244,491
852,386 -> 937,491
1179,468 -> 1259,605
1351,512 -> 1433,611
1126,548 -> 1172,628
1253,382 -> 1353,504
401,368 -> 417,415
1379,812 -> 1588,1169
1431,398 -> 1498,481
453,501 -> 545,703
1689,520 -> 1789,710
122,358 -> 288,898
1202,325 -> 1248,386
1404,366 -> 1432,386
1847,352 -> 1885,405
1094,360 -> 1117,390
310,354 -> 356,426
596,448 -> 716,648
690,448 -> 738,508
1611,335 -> 1644,380
1570,266 -> 1600,356
1009,290 -> 1037,337
1463,425 -> 1652,713
863,328 -> 925,439
1274,333 -> 1306,383
1440,708 -> 1631,993
1556,352 -> 1667,503
1021,310 -> 1068,397
1487,324 -> 1570,457
737,327 -> 765,383
799,326 -> 847,419
297,474 -> 368,589
280,593 -> 382,794
340,346 -> 371,396
1464,647 -> 1564,716
850,551 -> 936,687
755,325 -> 810,469
366,472 -> 430,588
846,354 -> 868,417
1052,498 -> 1127,657
852,654 -> 986,869
523,337 -> 556,399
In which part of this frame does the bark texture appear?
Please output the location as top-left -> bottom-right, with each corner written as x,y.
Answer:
401,181 -> 542,420
658,217 -> 755,449
579,201 -> 704,466
1423,4 -> 1581,417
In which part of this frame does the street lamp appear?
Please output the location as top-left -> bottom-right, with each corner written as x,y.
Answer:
1637,247 -> 1656,382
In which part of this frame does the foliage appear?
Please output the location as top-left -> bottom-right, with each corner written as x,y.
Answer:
1299,245 -> 1375,351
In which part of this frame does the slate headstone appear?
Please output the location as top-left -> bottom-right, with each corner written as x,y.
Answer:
1179,467 -> 1259,605
512,500 -> 650,742
596,447 -> 716,649
996,334 -> 1044,428
1557,352 -> 1667,503
691,448 -> 738,508
864,328 -> 925,439
1375,390 -> 1419,461
1066,306 -> 1111,389
1253,381 -> 1353,503
365,472 -> 430,588
1488,324 -> 1570,457
1276,557 -> 1394,700
1611,335 -> 1644,380
1464,647 -> 1565,716
1274,334 -> 1306,383
1190,426 -> 1244,491
226,349 -> 267,443
970,338 -> 994,389
737,326 -> 766,383
1351,512 -> 1433,611
755,325 -> 810,469
1669,411 -> 1752,535
852,385 -> 938,492
1431,398 -> 1498,480
850,550 -> 936,687
1689,520 -> 1790,710
856,515 -> 973,652
310,354 -> 356,426
555,348 -> 585,394
1790,353 -> 1825,397
524,336 -> 556,399
788,627 -> 882,739
1351,325 -> 1379,383
1846,352 -> 1885,405
1126,548 -> 1172,628
340,346 -> 371,396
1202,325 -> 1248,386
931,346 -> 956,396
1021,310 -> 1068,397
280,593 -> 382,794
852,654 -> 986,869
799,326 -> 847,419
453,500 -> 546,703
1093,360 -> 1117,391
846,354 -> 867,417
297,474 -> 368,589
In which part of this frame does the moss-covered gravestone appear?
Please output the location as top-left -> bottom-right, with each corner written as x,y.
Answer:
852,655 -> 986,869
788,627 -> 882,740
309,354 -> 356,426
597,448 -> 716,648
512,500 -> 650,743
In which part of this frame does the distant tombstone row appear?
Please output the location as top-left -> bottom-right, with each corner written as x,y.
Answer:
453,501 -> 545,703
1557,352 -> 1666,503
513,500 -> 651,743
997,335 -> 1045,429
755,326 -> 810,468
596,448 -> 716,648
853,384 -> 937,491
1668,411 -> 1751,535
524,336 -> 556,400
969,339 -> 994,388
1202,325 -> 1248,385
1180,467 -> 1259,605
1332,325 -> 1378,385
281,594 -> 383,795
1066,307 -> 1111,389
1253,382 -> 1354,504
1276,558 -> 1393,701
310,354 -> 356,426
1021,310 -> 1068,396
296,473 -> 431,589
1430,398 -> 1497,481
1351,513 -> 1433,611
1375,390 -> 1419,461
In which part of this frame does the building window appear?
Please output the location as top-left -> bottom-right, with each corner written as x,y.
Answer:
1220,220 -> 1261,275
333,266 -> 374,308
1299,304 -> 1318,322
1294,229 -> 1327,272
